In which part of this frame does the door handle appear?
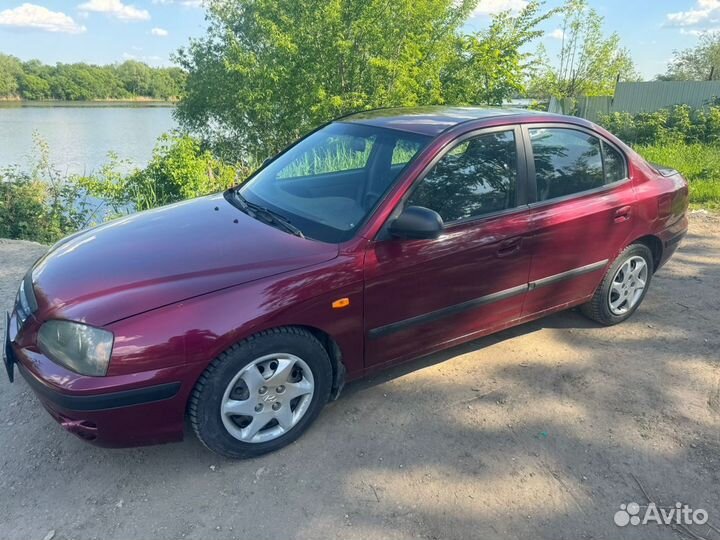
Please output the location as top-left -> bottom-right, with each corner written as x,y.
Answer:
497,238 -> 522,257
614,206 -> 632,223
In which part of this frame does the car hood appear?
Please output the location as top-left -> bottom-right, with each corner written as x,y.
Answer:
30,194 -> 339,326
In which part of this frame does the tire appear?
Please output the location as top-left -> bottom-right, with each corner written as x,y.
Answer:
580,243 -> 654,326
189,327 -> 332,459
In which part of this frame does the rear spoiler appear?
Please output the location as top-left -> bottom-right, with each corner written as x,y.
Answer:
649,162 -> 680,177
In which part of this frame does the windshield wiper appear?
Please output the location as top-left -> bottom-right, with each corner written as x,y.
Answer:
230,191 -> 305,239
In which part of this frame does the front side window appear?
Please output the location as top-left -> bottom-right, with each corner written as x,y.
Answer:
406,130 -> 518,223
239,123 -> 430,243
530,128 -> 625,202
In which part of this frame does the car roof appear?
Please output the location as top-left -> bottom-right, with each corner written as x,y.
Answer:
338,106 -> 568,137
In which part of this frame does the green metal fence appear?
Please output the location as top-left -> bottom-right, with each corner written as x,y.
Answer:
549,81 -> 720,121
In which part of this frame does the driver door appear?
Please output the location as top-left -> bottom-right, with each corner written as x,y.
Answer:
363,126 -> 533,367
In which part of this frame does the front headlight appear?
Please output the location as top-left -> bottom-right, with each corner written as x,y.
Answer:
37,320 -> 114,376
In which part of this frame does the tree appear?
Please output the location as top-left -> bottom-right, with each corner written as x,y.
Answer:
530,0 -> 638,99
663,32 -> 720,81
442,1 -> 555,105
0,54 -> 22,97
148,68 -> 186,99
117,60 -> 154,97
175,0 -> 478,161
18,74 -> 51,100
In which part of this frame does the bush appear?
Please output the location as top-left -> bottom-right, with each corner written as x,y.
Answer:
636,143 -> 720,209
78,133 -> 250,216
599,105 -> 720,145
599,105 -> 720,208
0,137 -> 91,243
2,133 -> 250,243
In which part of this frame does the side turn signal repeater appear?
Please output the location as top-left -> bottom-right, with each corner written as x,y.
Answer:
332,297 -> 350,309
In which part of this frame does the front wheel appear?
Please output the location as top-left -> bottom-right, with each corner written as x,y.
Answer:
580,243 -> 654,326
189,327 -> 332,458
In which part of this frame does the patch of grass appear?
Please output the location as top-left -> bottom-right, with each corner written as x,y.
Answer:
635,143 -> 720,209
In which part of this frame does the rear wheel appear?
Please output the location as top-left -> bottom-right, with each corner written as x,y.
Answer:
189,327 -> 332,458
580,243 -> 654,326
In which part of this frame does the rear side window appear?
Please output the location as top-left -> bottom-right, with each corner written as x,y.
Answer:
529,128 -> 604,201
406,130 -> 518,222
603,142 -> 627,183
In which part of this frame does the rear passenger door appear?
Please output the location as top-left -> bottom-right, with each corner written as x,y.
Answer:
521,124 -> 636,316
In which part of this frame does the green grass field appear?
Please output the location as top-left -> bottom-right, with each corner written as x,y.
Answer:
636,143 -> 720,210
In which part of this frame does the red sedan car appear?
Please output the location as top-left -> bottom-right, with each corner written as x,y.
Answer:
4,107 -> 688,458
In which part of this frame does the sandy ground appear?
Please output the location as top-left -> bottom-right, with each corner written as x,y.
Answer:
1,213 -> 719,540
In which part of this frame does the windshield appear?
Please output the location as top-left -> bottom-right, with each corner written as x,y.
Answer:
238,122 -> 430,243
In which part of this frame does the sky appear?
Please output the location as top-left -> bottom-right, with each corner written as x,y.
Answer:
0,0 -> 718,79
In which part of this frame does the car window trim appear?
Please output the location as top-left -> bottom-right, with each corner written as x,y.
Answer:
376,124 -> 530,238
520,123 -> 630,207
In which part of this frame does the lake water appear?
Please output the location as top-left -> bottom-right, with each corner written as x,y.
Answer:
0,104 -> 176,175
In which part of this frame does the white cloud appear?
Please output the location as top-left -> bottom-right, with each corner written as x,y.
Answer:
151,26 -> 168,36
666,0 -> 720,28
472,0 -> 528,16
0,3 -> 86,33
77,0 -> 150,21
549,28 -> 564,40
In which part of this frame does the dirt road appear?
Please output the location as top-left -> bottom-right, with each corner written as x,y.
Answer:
1,213 -> 719,540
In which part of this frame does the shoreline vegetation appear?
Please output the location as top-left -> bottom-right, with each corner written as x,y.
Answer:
0,98 -> 177,107
1,108 -> 718,245
1,133 -> 249,244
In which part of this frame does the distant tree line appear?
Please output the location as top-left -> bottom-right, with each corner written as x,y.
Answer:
0,55 -> 185,101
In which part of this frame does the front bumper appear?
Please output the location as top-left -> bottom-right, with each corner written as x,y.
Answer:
4,312 -> 204,447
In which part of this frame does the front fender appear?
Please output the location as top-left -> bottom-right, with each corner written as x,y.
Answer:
105,252 -> 366,379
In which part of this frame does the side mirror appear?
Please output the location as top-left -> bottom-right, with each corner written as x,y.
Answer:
389,206 -> 443,240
